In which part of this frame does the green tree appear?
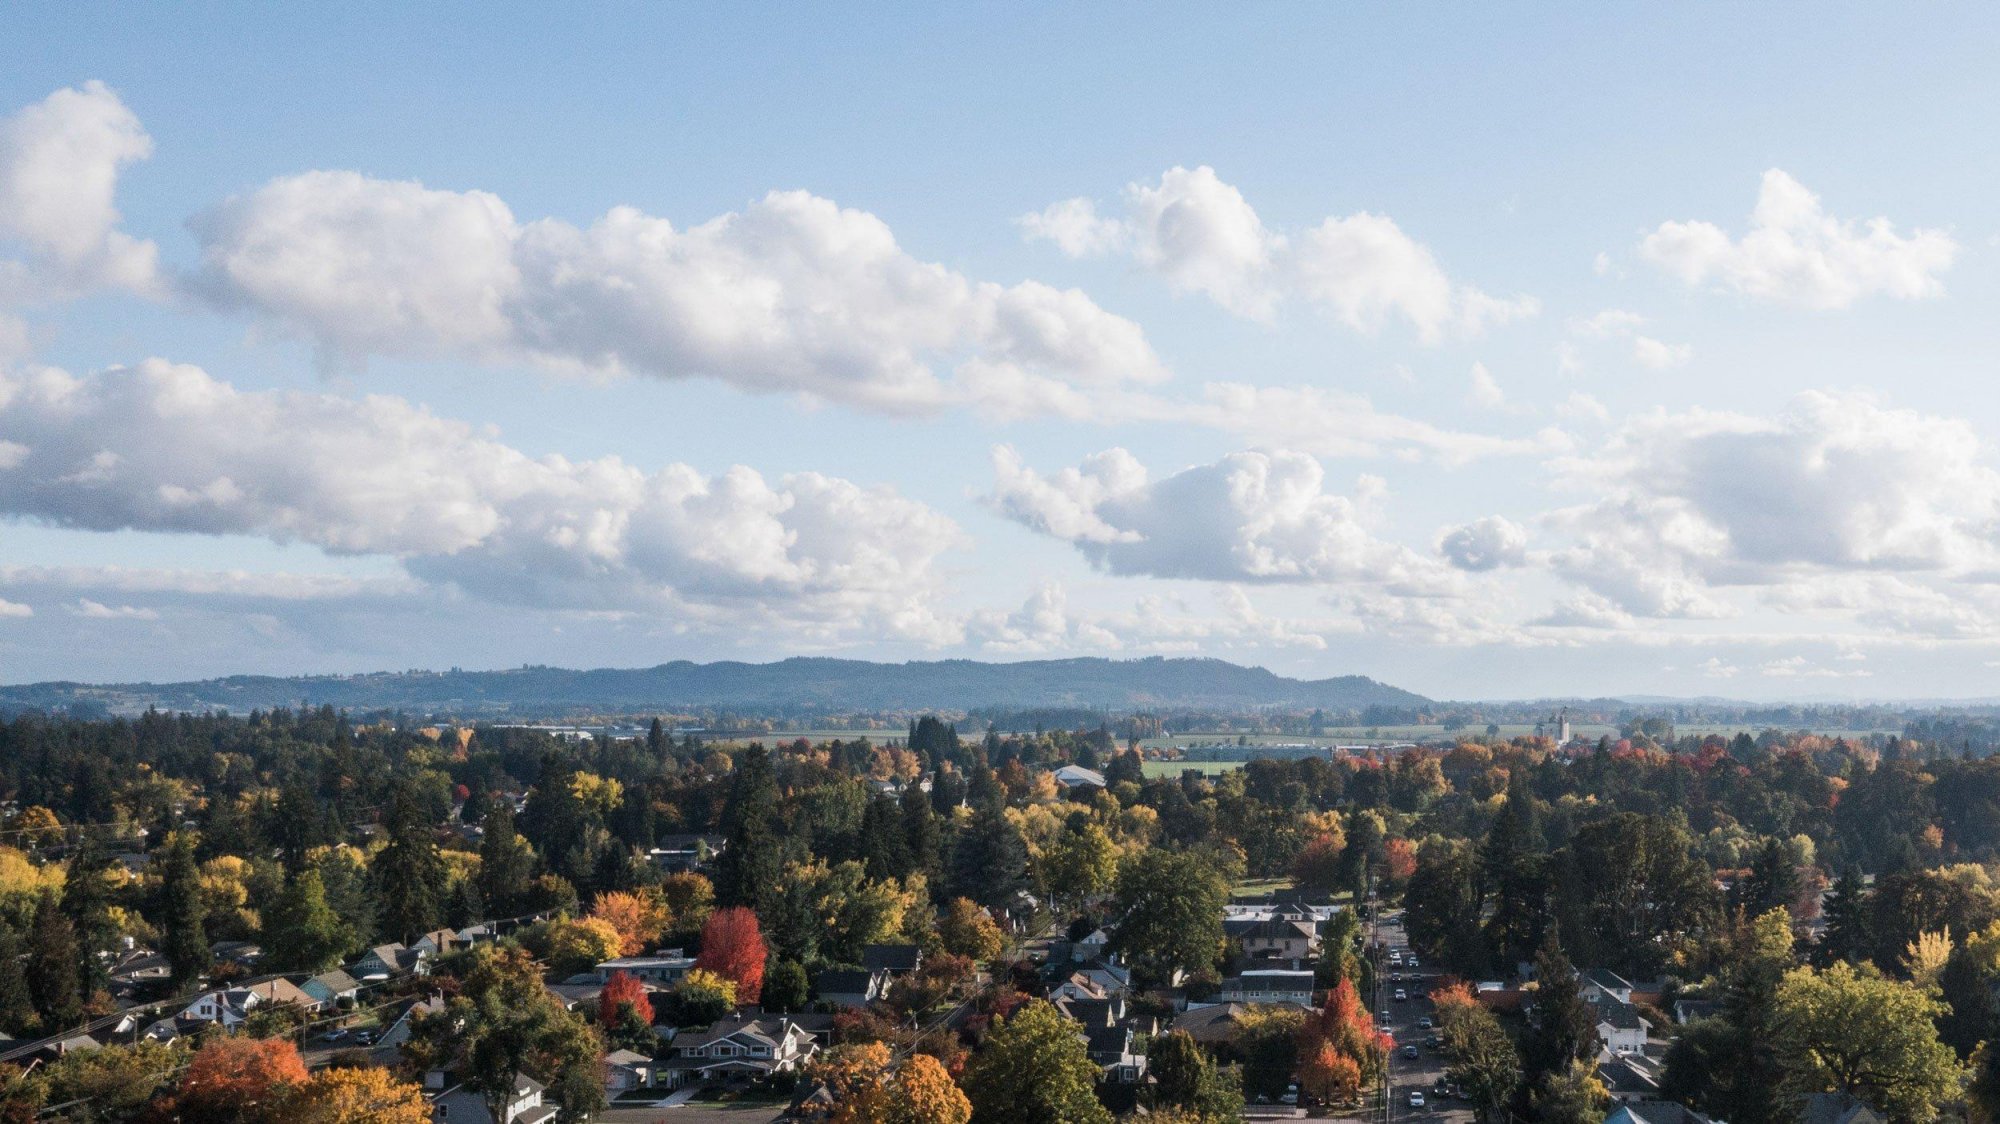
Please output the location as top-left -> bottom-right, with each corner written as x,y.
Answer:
1110,848 -> 1227,979
1662,908 -> 1793,1124
762,958 -> 810,1013
159,830 -> 209,987
25,895 -> 80,1031
1436,988 -> 1520,1123
1817,867 -> 1872,967
1771,960 -> 1961,1123
1037,822 -> 1119,915
59,832 -> 117,1006
1148,1029 -> 1242,1121
1404,838 -> 1486,977
949,789 -> 1030,910
1482,770 -> 1547,972
374,790 -> 446,943
1521,936 -> 1599,1093
477,803 -> 535,916
407,945 -> 607,1124
715,747 -> 785,909
0,925 -> 39,1036
263,869 -> 352,972
1533,1058 -> 1609,1124
961,999 -> 1113,1124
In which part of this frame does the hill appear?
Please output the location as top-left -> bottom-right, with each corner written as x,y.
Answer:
0,656 -> 1430,717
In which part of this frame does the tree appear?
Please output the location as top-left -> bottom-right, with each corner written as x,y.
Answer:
274,1066 -> 432,1124
1553,812 -> 1718,977
60,833 -> 117,1006
181,1036 -> 308,1123
948,790 -> 1030,910
599,969 -> 653,1029
1291,831 -> 1346,895
1521,936 -> 1599,1092
962,999 -> 1113,1124
1148,1030 -> 1242,1120
544,916 -> 623,976
938,897 -> 1005,962
763,958 -> 810,1013
1482,770 -> 1547,971
892,1053 -> 972,1124
1533,1058 -> 1609,1124
1038,822 -> 1119,913
263,869 -> 352,972
1434,982 -> 1520,1123
407,945 -> 606,1124
1662,907 -> 1793,1124
660,968 -> 737,1027
1818,867 -> 1872,967
477,803 -> 535,915
0,927 -> 37,1037
1771,960 -> 1961,1122
715,748 -> 785,909
36,1039 -> 184,1120
1404,839 -> 1486,977
25,895 -> 80,1031
374,789 -> 447,943
1110,848 -> 1227,978
159,830 -> 209,987
589,889 -> 670,956
695,906 -> 766,1003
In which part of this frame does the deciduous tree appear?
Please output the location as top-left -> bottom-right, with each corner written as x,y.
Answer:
695,906 -> 766,1003
962,999 -> 1112,1124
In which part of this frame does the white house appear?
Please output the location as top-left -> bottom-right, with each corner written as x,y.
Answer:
1218,969 -> 1315,1006
663,1014 -> 819,1088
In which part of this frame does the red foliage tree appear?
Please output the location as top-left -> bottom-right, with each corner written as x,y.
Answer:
599,969 -> 654,1027
180,1036 -> 308,1121
694,906 -> 766,1003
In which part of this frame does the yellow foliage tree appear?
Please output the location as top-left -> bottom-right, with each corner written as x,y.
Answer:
545,916 -> 624,975
590,889 -> 673,956
274,1066 -> 432,1124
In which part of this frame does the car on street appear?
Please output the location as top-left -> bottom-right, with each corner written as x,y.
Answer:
1407,956 -> 1421,969
1409,1091 -> 1427,1108
1402,1045 -> 1419,1059
1417,1016 -> 1432,1029
1394,988 -> 1408,1001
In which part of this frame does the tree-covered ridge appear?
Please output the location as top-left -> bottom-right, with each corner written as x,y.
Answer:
0,655 -> 1429,716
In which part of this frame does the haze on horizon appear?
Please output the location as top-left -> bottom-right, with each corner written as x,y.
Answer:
6,5 -> 2000,701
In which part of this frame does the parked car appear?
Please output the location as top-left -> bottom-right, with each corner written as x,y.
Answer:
1409,1091 -> 1427,1108
1402,1045 -> 1419,1059
1407,956 -> 1421,969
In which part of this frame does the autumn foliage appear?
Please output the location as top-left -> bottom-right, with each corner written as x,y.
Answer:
590,889 -> 672,956
1296,978 -> 1384,1102
180,1037 -> 307,1121
273,1066 -> 432,1124
600,969 -> 654,1027
695,906 -> 766,1003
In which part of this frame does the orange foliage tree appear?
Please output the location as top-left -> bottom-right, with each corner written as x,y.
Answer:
180,1037 -> 308,1121
590,889 -> 672,956
695,906 -> 766,1003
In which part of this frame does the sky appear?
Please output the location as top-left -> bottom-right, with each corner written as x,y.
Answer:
4,4 -> 2000,700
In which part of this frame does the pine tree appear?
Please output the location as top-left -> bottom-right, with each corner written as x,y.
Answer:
477,803 -> 535,916
902,783 -> 941,883
374,791 -> 446,943
60,831 -> 117,1006
264,869 -> 352,972
1818,867 -> 1872,967
0,924 -> 38,1036
647,718 -> 667,757
860,796 -> 911,881
949,789 -> 1029,910
1521,935 -> 1599,1096
160,831 -> 209,988
26,895 -> 81,1030
715,747 -> 785,909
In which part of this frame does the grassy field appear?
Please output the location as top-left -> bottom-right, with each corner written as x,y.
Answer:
1140,759 -> 1243,778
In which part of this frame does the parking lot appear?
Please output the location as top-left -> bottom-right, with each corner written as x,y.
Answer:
1372,908 -> 1474,1124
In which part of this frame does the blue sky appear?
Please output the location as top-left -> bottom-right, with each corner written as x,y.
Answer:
4,4 -> 2000,699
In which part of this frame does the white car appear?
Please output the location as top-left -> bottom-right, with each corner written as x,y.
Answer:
1394,988 -> 1408,1001
1407,956 -> 1422,969
1409,1091 -> 1427,1108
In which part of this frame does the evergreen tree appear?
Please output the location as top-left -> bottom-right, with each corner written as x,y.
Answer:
1520,935 -> 1599,1098
902,783 -> 941,882
160,831 -> 209,988
477,803 -> 535,916
0,925 -> 38,1036
1818,867 -> 1872,967
860,796 -> 910,882
264,869 -> 352,972
1482,770 -> 1548,972
715,747 -> 785,909
25,895 -> 81,1031
312,846 -> 376,951
948,789 -> 1029,910
647,718 -> 667,758
59,831 -> 117,1006
1740,838 -> 1803,918
375,790 -> 446,943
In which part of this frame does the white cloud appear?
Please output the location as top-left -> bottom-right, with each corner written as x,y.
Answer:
1631,336 -> 1692,369
1556,392 -> 1610,425
987,445 -> 1455,589
72,598 -> 159,621
195,172 -> 1163,414
0,82 -> 159,300
0,359 -> 965,641
1438,515 -> 1528,571
0,564 -> 421,603
1467,362 -> 1508,410
1562,308 -> 1690,373
1698,656 -> 1739,679
1162,381 -> 1567,466
1640,169 -> 1957,308
1545,391 -> 2000,622
1024,165 -> 1535,341
0,597 -> 30,618
966,583 -> 1336,654
1759,655 -> 1871,679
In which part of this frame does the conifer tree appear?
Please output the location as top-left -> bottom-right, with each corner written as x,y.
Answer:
160,830 -> 209,987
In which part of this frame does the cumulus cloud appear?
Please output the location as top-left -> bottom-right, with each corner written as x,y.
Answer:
1467,362 -> 1508,410
0,597 -> 30,618
987,445 -> 1455,589
1562,308 -> 1690,373
968,582 -> 1334,653
71,598 -> 159,621
1024,165 -> 1536,341
1160,381 -> 1567,466
194,172 -> 1163,414
1546,391 -> 2000,621
1640,169 -> 1957,308
0,360 -> 964,640
1438,515 -> 1528,571
0,81 -> 160,300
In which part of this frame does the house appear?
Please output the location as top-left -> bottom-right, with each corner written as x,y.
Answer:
1581,969 -> 1636,1006
595,954 -> 695,986
1053,765 -> 1108,792
352,942 -> 429,980
180,987 -> 261,1028
1170,1002 -> 1250,1046
1218,969 -> 1315,1006
1800,1093 -> 1888,1124
814,968 -> 888,1008
861,944 -> 922,977
648,833 -> 726,873
1591,994 -> 1650,1058
1085,1023 -> 1147,1084
1076,928 -> 1111,960
1599,1056 -> 1664,1103
1671,998 -> 1722,1025
1056,995 -> 1127,1029
210,941 -> 263,969
412,928 -> 463,957
430,1074 -> 556,1123
105,947 -> 171,995
1224,916 -> 1319,962
376,993 -> 445,1052
604,1048 -> 656,1093
241,977 -> 315,1010
663,1014 -> 819,1087
1605,1103 -> 1714,1124
299,968 -> 360,1010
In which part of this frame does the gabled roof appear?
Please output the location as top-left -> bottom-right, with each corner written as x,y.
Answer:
814,969 -> 880,996
1800,1093 -> 1888,1124
1053,765 -> 1107,788
1584,968 -> 1635,992
862,944 -> 922,973
604,1048 -> 653,1067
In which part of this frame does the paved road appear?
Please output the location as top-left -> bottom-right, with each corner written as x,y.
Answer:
1372,908 -> 1474,1124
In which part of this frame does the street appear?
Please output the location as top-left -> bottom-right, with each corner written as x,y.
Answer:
1371,908 -> 1474,1124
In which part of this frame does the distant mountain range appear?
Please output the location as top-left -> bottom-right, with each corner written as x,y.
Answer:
0,657 -> 1432,718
